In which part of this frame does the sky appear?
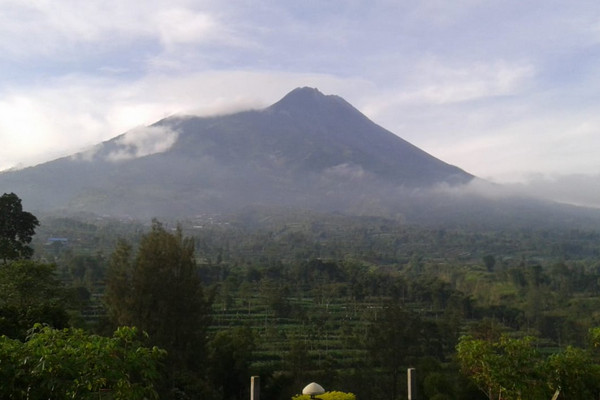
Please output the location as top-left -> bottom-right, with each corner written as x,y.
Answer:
1,0 -> 600,207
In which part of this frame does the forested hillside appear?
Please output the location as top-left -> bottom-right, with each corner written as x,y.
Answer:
15,208 -> 600,399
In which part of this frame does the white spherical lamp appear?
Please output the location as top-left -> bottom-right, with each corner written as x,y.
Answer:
302,382 -> 325,399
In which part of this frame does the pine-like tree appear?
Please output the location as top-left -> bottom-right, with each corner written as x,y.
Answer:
104,220 -> 212,396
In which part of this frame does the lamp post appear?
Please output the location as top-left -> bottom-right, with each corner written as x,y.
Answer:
302,382 -> 325,400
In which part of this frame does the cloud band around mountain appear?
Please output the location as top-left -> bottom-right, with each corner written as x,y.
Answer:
106,125 -> 179,162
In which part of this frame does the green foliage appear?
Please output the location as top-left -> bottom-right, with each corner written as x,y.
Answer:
0,325 -> 165,399
208,326 -> 256,400
0,260 -> 70,339
457,332 -> 600,400
104,220 -> 212,396
589,326 -> 600,347
482,254 -> 496,271
366,303 -> 450,400
104,239 -> 134,327
292,390 -> 356,400
26,211 -> 600,400
285,339 -> 314,384
456,334 -> 547,399
0,192 -> 39,262
546,346 -> 600,399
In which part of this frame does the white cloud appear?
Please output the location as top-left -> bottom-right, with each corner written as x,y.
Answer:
323,163 -> 366,180
408,0 -> 490,28
430,173 -> 600,210
106,125 -> 179,162
430,110 -> 600,183
0,70 -> 370,171
0,0 -> 239,60
516,174 -> 600,209
0,0 -> 145,57
155,8 -> 224,47
362,59 -> 535,115
0,88 -> 107,170
71,146 -> 101,163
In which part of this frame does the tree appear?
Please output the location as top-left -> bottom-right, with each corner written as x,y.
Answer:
285,339 -> 315,388
0,260 -> 70,339
366,303 -> 433,400
104,239 -> 134,327
456,334 -> 548,400
0,324 -> 165,399
208,326 -> 256,400
482,254 -> 496,272
457,328 -> 600,400
0,192 -> 39,262
104,220 -> 212,395
546,346 -> 600,399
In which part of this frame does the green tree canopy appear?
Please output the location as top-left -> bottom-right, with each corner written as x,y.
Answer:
546,346 -> 600,399
0,325 -> 165,399
0,260 -> 70,339
104,220 -> 212,396
366,303 -> 440,400
0,192 -> 39,262
456,334 -> 547,400
456,332 -> 600,400
208,326 -> 256,400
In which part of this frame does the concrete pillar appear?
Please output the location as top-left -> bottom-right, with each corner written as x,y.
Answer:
407,368 -> 416,400
251,376 -> 260,400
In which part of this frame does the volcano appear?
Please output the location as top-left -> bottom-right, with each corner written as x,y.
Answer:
0,87 -> 473,218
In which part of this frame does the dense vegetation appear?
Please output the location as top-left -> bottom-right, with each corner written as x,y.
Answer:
0,325 -> 165,399
4,199 -> 600,399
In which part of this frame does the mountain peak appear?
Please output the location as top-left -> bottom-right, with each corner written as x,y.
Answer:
283,86 -> 325,99
270,87 -> 326,109
268,87 -> 357,117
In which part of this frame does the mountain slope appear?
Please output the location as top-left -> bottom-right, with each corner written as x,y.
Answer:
1,87 -> 473,218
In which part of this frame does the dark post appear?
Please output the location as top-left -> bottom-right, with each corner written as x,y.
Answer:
407,368 -> 416,400
251,376 -> 260,400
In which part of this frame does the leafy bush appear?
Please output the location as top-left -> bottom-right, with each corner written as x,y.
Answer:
292,390 -> 356,400
0,325 -> 165,399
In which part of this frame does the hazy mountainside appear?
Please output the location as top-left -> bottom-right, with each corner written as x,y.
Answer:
0,87 -> 473,218
2,87 -> 600,229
